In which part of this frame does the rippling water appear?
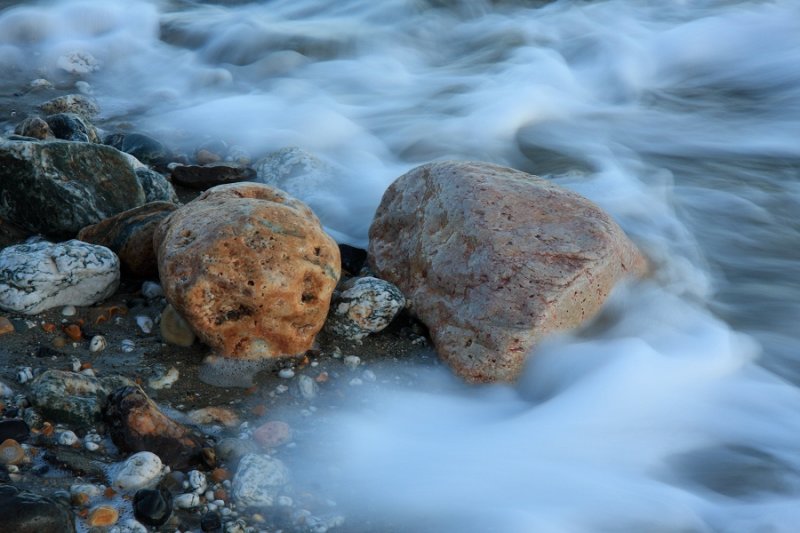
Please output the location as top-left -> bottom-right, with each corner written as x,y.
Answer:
1,0 -> 799,531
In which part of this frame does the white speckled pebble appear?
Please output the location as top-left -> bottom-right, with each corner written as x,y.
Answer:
278,368 -> 295,379
233,453 -> 290,508
0,240 -> 119,314
16,367 -> 33,384
121,339 -> 135,353
112,451 -> 165,492
61,305 -> 76,316
343,355 -> 361,370
135,315 -> 153,334
141,281 -> 164,299
85,441 -> 100,452
90,335 -> 107,352
188,470 -> 207,493
174,492 -> 200,509
297,375 -> 317,400
57,430 -> 79,446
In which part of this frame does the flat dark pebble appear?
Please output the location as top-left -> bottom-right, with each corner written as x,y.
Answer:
201,510 -> 223,532
0,419 -> 30,442
134,487 -> 173,526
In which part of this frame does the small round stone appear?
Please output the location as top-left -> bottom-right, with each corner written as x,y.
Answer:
174,492 -> 200,509
160,304 -> 196,347
0,439 -> 25,465
89,335 -> 107,352
297,374 -> 317,400
141,281 -> 164,300
61,305 -> 77,316
133,487 -> 173,526
88,505 -> 119,527
343,355 -> 361,370
56,430 -> 79,446
121,339 -> 135,353
113,451 -> 165,492
278,368 -> 295,379
135,315 -> 153,334
253,421 -> 292,449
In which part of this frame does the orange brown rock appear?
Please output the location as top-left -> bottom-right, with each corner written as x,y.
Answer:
0,316 -> 13,336
153,183 -> 340,359
87,505 -> 119,527
0,438 -> 25,465
369,161 -> 647,383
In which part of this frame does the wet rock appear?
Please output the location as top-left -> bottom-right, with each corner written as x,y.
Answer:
252,420 -> 292,449
45,112 -> 99,143
57,51 -> 100,75
215,438 -> 259,464
89,335 -> 107,352
147,366 -> 179,390
187,406 -> 240,428
141,281 -> 164,300
29,370 -> 133,428
39,94 -> 99,119
133,487 -> 173,526
112,451 -> 166,493
297,374 -> 318,400
232,453 -> 290,508
88,505 -> 119,527
0,485 -> 76,533
0,140 -> 146,236
154,183 -> 340,359
44,447 -> 109,479
174,492 -> 200,509
14,116 -> 54,140
254,146 -> 343,204
369,161 -> 648,382
159,303 -> 196,347
135,167 -> 180,204
77,202 -> 177,278
0,419 -> 29,442
104,132 -> 172,168
339,243 -> 368,275
0,240 -> 119,314
170,162 -> 256,190
326,276 -> 405,340
104,385 -> 206,469
0,438 -> 26,465
0,217 -> 29,249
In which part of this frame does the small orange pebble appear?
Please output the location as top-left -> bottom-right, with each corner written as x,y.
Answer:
75,318 -> 85,326
315,371 -> 329,383
88,505 -> 119,527
103,487 -> 117,499
80,361 -> 93,370
93,314 -> 108,325
78,508 -> 89,519
0,316 -> 13,335
250,404 -> 267,417
210,468 -> 231,483
42,322 -> 57,333
213,488 -> 228,501
62,324 -> 82,341
41,422 -> 54,437
245,385 -> 258,395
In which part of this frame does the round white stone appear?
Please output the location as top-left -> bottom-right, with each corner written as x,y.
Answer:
112,451 -> 165,492
232,453 -> 290,508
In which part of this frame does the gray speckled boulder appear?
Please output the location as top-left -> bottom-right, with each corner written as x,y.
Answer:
29,370 -> 134,428
232,453 -> 290,508
0,240 -> 119,314
135,167 -> 179,204
326,276 -> 405,340
0,140 -> 146,237
369,161 -> 648,383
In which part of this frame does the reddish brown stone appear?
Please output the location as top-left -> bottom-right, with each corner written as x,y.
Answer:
104,386 -> 206,470
252,420 -> 292,449
154,183 -> 340,359
369,161 -> 647,383
78,202 -> 177,278
0,317 -> 13,336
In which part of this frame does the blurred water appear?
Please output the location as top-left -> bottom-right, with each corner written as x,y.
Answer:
1,0 -> 799,531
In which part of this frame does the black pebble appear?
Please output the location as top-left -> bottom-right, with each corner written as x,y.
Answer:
0,419 -> 30,442
133,487 -> 173,526
200,511 -> 222,532
339,244 -> 367,275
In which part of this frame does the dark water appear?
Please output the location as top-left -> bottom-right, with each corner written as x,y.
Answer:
1,1 -> 799,531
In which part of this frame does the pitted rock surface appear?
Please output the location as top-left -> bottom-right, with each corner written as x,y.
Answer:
369,161 -> 647,383
0,140 -> 146,236
154,182 -> 340,359
78,202 -> 178,278
0,240 -> 120,314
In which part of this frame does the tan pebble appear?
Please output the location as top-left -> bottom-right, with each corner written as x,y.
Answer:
196,148 -> 222,165
52,336 -> 68,348
187,406 -> 240,428
103,487 -> 117,499
0,317 -> 13,336
88,505 -> 119,527
253,420 -> 292,449
0,439 -> 25,465
160,304 -> 196,347
213,488 -> 227,501
62,323 -> 82,341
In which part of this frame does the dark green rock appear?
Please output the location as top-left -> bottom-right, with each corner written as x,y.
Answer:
0,140 -> 146,237
0,485 -> 76,533
135,167 -> 179,204
105,132 -> 172,168
29,370 -> 134,428
45,113 -> 99,143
